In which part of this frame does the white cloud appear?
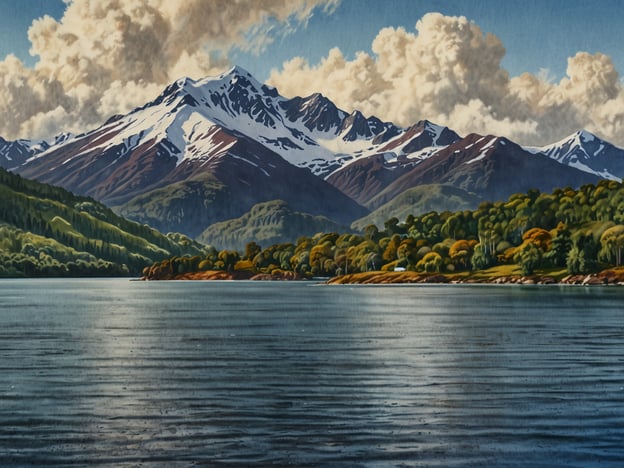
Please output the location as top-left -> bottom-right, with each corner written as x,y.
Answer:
4,6 -> 623,147
269,12 -> 624,146
0,0 -> 337,140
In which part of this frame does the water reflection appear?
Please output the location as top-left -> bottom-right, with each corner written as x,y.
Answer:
0,280 -> 623,465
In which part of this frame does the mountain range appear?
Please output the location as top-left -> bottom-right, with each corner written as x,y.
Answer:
2,66 -> 623,248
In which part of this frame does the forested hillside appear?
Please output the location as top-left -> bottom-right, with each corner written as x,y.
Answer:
197,200 -> 349,251
0,168 -> 209,276
144,180 -> 624,280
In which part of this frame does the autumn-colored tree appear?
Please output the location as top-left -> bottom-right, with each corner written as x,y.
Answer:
522,227 -> 552,251
382,234 -> 402,263
310,241 -> 334,276
244,241 -> 262,261
364,224 -> 380,242
449,239 -> 476,270
218,250 -> 240,272
416,252 -> 443,273
396,238 -> 418,266
599,225 -> 624,266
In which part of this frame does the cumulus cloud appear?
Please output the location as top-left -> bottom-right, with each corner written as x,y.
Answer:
0,0 -> 337,140
269,12 -> 624,146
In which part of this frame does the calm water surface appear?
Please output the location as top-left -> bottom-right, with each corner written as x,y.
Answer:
0,279 -> 623,466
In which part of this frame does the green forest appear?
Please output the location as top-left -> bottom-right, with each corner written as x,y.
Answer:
144,180 -> 624,281
3,161 -> 624,281
0,168 -> 209,277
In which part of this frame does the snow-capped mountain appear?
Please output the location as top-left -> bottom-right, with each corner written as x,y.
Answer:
1,66 -> 614,240
365,134 -> 601,209
13,66 -> 378,236
328,131 -> 601,210
14,66 -> 404,181
379,119 -> 460,154
0,137 -> 48,168
280,92 -> 346,134
0,132 -> 73,169
527,130 -> 624,181
325,120 -> 461,205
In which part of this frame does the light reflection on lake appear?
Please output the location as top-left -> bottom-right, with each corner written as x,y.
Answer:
0,279 -> 623,465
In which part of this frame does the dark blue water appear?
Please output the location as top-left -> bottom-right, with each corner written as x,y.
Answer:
1,279 -> 623,466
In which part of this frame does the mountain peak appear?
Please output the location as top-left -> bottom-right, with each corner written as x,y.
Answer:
340,109 -> 385,141
548,129 -> 602,148
280,92 -> 345,134
203,65 -> 266,95
575,129 -> 598,144
170,66 -> 256,92
221,65 -> 253,78
415,119 -> 436,129
151,76 -> 200,108
529,129 -> 624,181
300,92 -> 336,109
174,76 -> 196,88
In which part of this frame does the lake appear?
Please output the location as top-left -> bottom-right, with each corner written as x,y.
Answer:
0,279 -> 623,466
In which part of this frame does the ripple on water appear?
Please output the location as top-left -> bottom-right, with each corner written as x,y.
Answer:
0,280 -> 623,465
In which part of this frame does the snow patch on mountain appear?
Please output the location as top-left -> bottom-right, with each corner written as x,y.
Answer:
465,137 -> 498,164
527,130 -> 624,181
316,135 -> 373,154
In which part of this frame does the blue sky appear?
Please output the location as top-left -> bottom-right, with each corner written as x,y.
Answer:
243,0 -> 624,82
2,0 -> 622,81
0,0 -> 65,65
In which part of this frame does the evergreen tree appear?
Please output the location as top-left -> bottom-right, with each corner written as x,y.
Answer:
546,225 -> 572,267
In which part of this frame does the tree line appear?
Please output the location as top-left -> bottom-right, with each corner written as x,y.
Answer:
144,180 -> 624,280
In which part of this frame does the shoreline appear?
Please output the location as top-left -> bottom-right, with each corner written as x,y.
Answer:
140,268 -> 624,285
326,269 -> 624,286
141,269 -> 303,281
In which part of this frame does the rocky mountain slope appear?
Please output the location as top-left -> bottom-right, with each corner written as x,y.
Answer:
2,66 -> 622,245
365,134 -> 602,209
